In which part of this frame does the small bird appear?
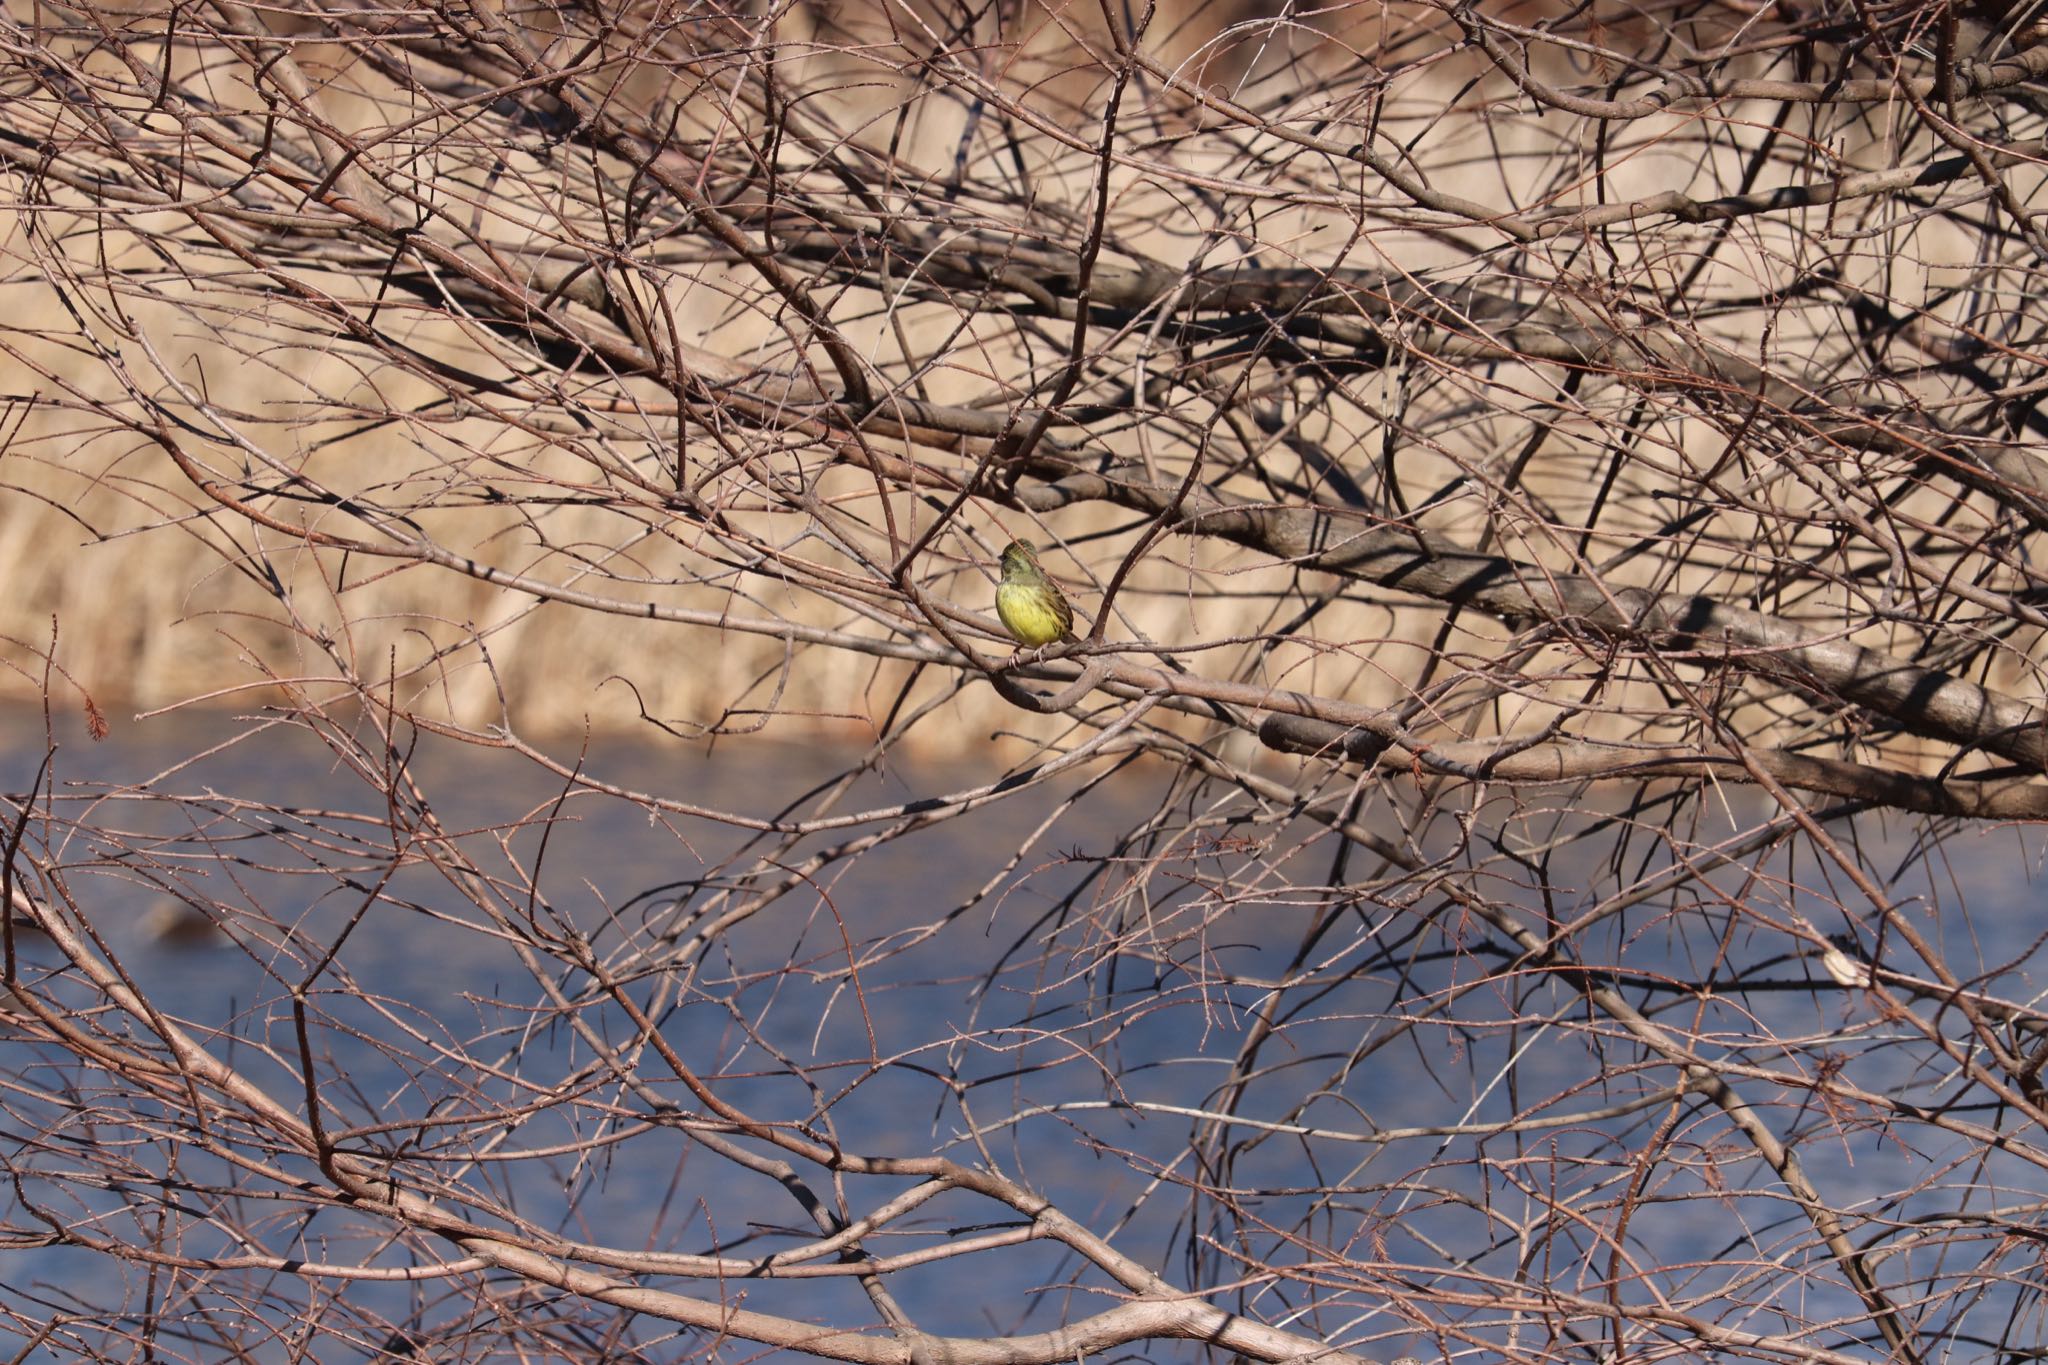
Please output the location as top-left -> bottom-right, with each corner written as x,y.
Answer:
995,538 -> 1075,656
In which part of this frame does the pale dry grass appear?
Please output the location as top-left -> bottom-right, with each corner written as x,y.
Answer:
0,0 -> 2035,768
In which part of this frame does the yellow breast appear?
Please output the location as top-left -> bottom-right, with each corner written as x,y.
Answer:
996,581 -> 1070,646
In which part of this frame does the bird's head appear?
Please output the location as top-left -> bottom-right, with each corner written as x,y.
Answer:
1000,539 -> 1040,576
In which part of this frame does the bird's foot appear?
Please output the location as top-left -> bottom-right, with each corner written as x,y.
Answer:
1001,640 -> 1072,671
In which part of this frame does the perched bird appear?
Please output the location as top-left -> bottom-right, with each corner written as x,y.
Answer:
995,538 -> 1075,654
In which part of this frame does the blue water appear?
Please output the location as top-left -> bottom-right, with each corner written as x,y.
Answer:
0,702 -> 2043,1362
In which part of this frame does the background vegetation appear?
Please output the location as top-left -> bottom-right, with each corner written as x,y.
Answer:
3,0 -> 2048,1361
